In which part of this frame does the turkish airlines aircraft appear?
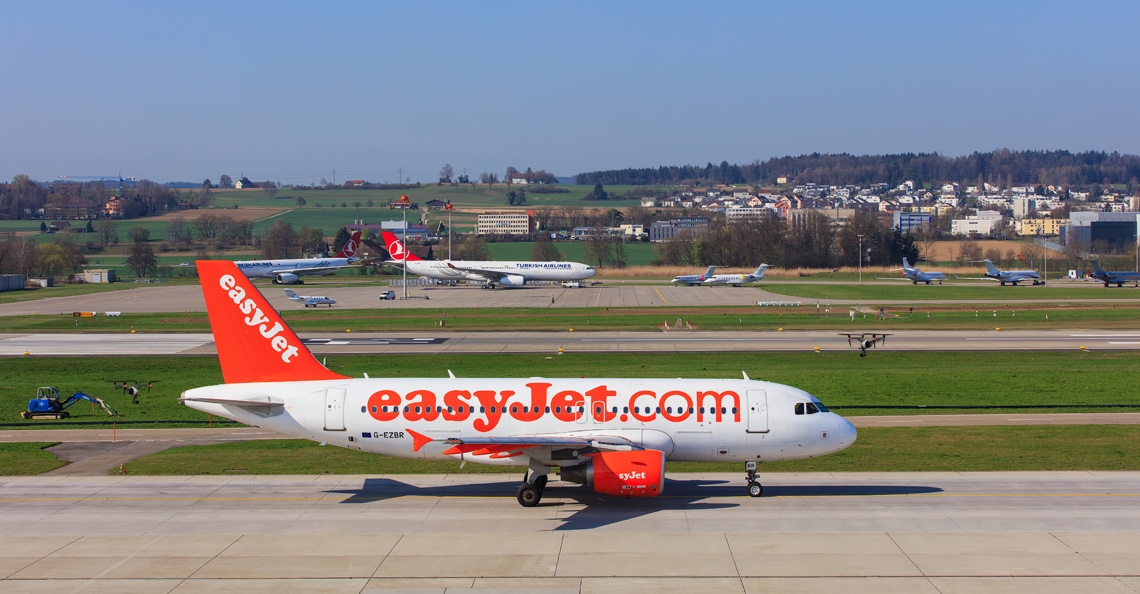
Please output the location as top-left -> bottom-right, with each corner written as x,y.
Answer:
380,231 -> 595,288
234,231 -> 363,285
182,260 -> 857,506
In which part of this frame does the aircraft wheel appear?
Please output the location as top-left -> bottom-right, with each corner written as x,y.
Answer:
859,352 -> 867,357
516,484 -> 541,507
1000,282 -> 1005,286
1012,281 -> 1018,286
748,481 -> 763,497
534,474 -> 548,490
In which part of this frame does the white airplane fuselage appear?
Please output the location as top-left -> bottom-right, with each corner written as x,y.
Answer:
183,377 -> 854,466
400,260 -> 596,284
235,258 -> 357,279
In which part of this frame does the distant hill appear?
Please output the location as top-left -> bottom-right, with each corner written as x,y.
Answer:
575,150 -> 1140,189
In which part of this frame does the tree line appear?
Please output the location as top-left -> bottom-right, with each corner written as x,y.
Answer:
575,149 -> 1140,189
653,211 -> 917,269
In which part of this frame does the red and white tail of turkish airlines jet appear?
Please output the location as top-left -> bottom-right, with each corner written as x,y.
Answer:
233,231 -> 364,285
380,231 -> 595,288
182,260 -> 856,505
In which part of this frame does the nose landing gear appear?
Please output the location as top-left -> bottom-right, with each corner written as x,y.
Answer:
746,461 -> 763,497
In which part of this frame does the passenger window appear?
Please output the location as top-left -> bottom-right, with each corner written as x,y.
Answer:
795,403 -> 804,415
555,406 -> 561,413
511,406 -> 518,413
545,407 -> 550,413
369,406 -> 376,413
623,407 -> 629,414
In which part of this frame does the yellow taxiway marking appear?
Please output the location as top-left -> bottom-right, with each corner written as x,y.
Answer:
653,287 -> 668,304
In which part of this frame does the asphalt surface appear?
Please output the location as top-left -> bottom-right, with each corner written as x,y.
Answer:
7,329 -> 1140,356
4,282 -> 1139,592
1,473 -> 1138,592
2,280 -> 1139,316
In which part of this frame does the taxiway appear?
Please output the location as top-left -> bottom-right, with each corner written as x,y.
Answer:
1,472 -> 1138,593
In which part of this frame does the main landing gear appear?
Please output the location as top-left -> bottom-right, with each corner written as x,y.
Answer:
480,283 -> 497,290
746,461 -> 763,497
516,461 -> 550,507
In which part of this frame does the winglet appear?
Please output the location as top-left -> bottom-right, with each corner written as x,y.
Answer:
407,428 -> 433,452
197,260 -> 348,384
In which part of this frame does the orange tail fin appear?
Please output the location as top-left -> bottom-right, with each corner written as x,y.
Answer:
334,231 -> 362,258
197,260 -> 348,383
380,231 -> 422,262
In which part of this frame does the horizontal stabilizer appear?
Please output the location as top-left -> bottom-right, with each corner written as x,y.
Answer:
180,395 -> 284,408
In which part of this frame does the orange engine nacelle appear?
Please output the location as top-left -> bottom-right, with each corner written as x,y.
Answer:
560,450 -> 665,498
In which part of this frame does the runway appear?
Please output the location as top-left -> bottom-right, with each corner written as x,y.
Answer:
1,473 -> 1138,592
6,329 -> 1140,356
2,281 -> 1138,316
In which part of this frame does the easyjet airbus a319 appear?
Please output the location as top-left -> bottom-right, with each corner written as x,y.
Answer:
182,260 -> 856,506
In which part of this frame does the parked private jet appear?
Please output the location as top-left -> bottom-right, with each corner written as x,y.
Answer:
876,258 -> 947,284
1089,260 -> 1140,287
284,289 -> 336,307
671,266 -> 717,286
703,265 -> 770,286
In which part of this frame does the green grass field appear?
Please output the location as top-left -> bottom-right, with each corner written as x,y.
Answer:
1,302 -> 1138,333
116,425 -> 1140,475
763,283 -> 1138,301
0,442 -> 66,475
2,351 -> 1138,428
212,184 -> 650,210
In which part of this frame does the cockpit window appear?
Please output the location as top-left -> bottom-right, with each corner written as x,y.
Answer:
794,403 -> 804,415
814,400 -> 829,412
805,402 -> 820,414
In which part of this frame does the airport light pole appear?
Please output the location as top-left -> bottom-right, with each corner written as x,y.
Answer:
399,195 -> 411,299
857,234 -> 864,285
445,201 -> 453,260
1042,231 -> 1049,287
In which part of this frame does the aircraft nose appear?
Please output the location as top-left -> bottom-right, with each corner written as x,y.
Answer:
837,416 -> 857,447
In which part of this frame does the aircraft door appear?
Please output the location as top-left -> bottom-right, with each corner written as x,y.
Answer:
324,388 -> 346,431
746,390 -> 768,433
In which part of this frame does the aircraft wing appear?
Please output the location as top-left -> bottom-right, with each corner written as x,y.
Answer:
409,431 -> 634,454
283,263 -> 363,275
180,395 -> 285,409
444,262 -> 507,281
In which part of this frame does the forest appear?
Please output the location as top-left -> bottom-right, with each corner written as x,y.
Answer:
576,149 -> 1140,189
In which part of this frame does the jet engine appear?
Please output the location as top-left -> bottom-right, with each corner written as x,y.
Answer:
273,273 -> 302,285
497,275 -> 526,287
560,450 -> 665,498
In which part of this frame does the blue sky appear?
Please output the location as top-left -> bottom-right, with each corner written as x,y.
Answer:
2,1 -> 1138,184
